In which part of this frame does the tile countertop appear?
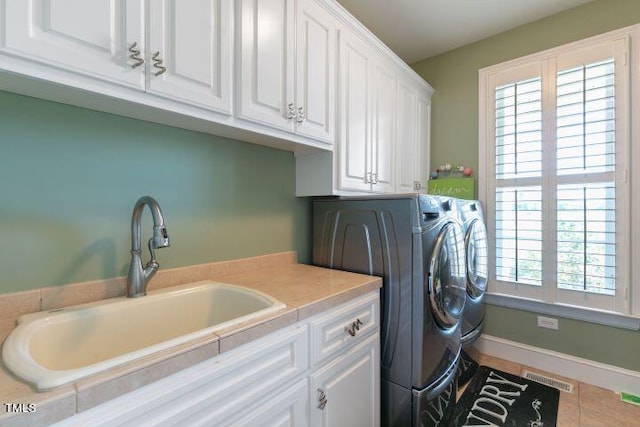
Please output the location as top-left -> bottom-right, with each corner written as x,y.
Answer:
0,263 -> 381,427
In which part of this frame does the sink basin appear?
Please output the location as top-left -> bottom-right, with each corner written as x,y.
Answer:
2,281 -> 285,390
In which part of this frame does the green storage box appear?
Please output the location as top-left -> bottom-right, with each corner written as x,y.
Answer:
427,178 -> 475,200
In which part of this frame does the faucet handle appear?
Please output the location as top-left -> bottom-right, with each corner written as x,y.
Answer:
147,238 -> 160,266
144,238 -> 161,278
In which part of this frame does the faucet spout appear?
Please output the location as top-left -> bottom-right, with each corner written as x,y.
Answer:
127,196 -> 170,298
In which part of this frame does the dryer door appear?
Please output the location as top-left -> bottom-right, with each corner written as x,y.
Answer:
465,218 -> 489,298
428,221 -> 467,328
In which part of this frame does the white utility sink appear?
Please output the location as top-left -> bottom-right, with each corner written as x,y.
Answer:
2,281 -> 285,390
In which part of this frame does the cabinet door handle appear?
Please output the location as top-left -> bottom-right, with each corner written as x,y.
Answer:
345,324 -> 356,336
355,318 -> 363,330
317,389 -> 328,410
365,172 -> 372,184
372,173 -> 379,184
286,103 -> 296,120
128,42 -> 145,69
413,180 -> 422,191
296,106 -> 306,123
152,51 -> 167,76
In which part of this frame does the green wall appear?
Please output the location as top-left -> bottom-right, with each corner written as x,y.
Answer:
412,0 -> 640,174
412,0 -> 640,371
0,91 -> 311,294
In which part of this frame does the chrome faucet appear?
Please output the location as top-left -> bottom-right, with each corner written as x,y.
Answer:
126,196 -> 170,298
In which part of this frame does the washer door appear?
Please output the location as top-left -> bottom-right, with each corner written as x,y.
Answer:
465,218 -> 489,299
428,221 -> 467,329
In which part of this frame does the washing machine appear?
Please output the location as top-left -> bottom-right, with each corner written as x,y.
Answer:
457,199 -> 489,347
313,194 -> 467,426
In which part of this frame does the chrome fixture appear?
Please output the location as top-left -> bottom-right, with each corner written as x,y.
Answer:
287,103 -> 296,120
285,103 -> 306,123
296,106 -> 306,123
126,196 -> 170,298
128,42 -> 144,69
152,51 -> 167,76
317,388 -> 328,410
344,318 -> 364,337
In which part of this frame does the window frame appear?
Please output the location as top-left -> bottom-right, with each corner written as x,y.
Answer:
478,25 -> 638,325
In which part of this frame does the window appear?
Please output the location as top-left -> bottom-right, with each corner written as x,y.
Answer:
479,29 -> 632,316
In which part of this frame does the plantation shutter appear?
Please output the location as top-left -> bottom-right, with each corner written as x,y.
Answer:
484,36 -> 629,313
494,77 -> 543,288
555,58 -> 617,296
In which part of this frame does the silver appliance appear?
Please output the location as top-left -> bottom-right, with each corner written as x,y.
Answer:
313,194 -> 467,426
457,199 -> 489,347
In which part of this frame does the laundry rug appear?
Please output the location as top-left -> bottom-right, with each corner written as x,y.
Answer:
448,366 -> 560,426
456,350 -> 479,388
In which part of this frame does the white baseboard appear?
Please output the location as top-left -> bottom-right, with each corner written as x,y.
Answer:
474,334 -> 640,396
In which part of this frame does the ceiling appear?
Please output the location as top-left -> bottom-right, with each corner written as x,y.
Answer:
335,0 -> 595,64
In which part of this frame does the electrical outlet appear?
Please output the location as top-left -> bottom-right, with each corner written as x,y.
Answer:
537,316 -> 559,330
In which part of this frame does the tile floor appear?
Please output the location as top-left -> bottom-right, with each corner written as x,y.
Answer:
462,348 -> 640,426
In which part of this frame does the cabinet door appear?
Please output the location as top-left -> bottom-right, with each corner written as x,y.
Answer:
396,79 -> 420,193
49,325 -> 308,427
294,0 -> 336,143
237,0 -> 295,130
371,59 -> 396,193
2,0 -> 145,89
310,333 -> 380,427
337,30 -> 373,192
229,378 -> 309,427
147,0 -> 232,113
417,93 -> 431,191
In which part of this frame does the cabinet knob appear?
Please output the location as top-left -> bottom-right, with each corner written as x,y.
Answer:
372,173 -> 379,184
345,318 -> 363,337
317,389 -> 328,410
286,103 -> 296,120
152,51 -> 167,76
128,42 -> 145,69
296,106 -> 306,123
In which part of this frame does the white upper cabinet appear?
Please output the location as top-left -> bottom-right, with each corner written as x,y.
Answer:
237,0 -> 295,130
395,75 -> 432,193
2,0 -> 145,89
337,29 -> 373,192
295,0 -> 336,142
0,0 -> 430,176
370,57 -> 397,193
396,78 -> 420,193
1,0 -> 232,113
297,15 -> 433,196
337,30 -> 397,194
147,0 -> 232,113
237,0 -> 336,143
415,91 -> 431,191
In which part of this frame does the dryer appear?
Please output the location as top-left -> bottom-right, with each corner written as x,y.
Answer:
457,199 -> 489,347
313,194 -> 467,426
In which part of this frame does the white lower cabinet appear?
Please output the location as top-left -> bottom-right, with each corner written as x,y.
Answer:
51,291 -> 380,427
228,377 -> 310,426
310,333 -> 380,427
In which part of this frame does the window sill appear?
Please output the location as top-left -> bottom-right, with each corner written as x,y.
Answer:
485,293 -> 640,330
